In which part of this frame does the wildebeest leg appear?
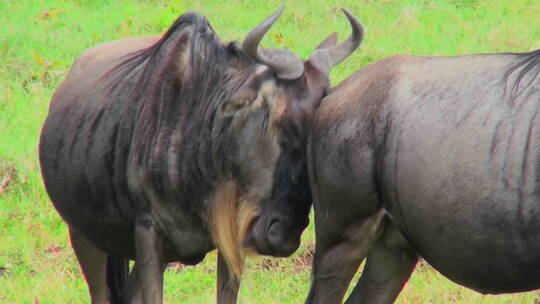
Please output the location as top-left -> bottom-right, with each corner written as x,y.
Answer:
217,251 -> 240,304
69,227 -> 110,304
120,262 -> 167,304
134,220 -> 165,304
305,210 -> 386,304
345,224 -> 418,304
120,264 -> 141,304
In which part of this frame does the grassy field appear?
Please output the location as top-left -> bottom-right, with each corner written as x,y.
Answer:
1,0 -> 540,303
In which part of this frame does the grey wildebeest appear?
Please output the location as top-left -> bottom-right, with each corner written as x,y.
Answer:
302,49 -> 540,303
38,8 -> 362,304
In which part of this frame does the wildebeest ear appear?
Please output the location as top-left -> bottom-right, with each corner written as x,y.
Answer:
222,66 -> 272,114
222,76 -> 258,114
315,33 -> 338,49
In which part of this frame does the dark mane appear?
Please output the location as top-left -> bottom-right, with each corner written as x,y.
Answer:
504,48 -> 540,104
104,12 -> 256,197
106,12 -> 251,97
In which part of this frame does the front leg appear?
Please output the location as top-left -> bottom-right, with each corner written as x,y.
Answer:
305,209 -> 386,304
134,218 -> 165,304
216,251 -> 240,304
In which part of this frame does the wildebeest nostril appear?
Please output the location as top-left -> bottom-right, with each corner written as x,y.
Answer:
267,220 -> 287,247
267,219 -> 301,257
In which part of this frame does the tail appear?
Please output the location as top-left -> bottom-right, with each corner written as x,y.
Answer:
106,255 -> 129,304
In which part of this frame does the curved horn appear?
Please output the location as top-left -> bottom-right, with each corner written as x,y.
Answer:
242,7 -> 304,80
309,9 -> 364,76
315,32 -> 338,50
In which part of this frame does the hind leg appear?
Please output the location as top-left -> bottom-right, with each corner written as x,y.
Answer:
120,262 -> 167,304
305,209 -> 386,304
120,264 -> 143,304
345,224 -> 418,304
69,227 -> 110,304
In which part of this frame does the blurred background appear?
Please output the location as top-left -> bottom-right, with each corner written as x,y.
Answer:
1,0 -> 539,303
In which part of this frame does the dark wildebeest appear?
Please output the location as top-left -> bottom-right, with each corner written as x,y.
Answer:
302,49 -> 540,303
38,8 -> 363,304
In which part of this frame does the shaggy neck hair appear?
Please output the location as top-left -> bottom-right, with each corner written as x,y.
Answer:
108,13 -> 257,201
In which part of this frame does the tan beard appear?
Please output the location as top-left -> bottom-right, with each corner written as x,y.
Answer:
209,179 -> 260,280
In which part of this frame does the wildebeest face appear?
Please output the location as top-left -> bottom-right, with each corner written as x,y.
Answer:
221,63 -> 324,257
212,7 -> 363,261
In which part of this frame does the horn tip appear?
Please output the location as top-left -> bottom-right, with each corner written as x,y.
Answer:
341,8 -> 364,38
275,6 -> 285,17
341,8 -> 360,23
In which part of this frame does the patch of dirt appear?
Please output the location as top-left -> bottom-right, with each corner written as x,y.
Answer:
255,258 -> 281,271
291,244 -> 314,273
44,244 -> 63,257
167,262 -> 185,273
0,163 -> 16,194
253,243 -> 315,273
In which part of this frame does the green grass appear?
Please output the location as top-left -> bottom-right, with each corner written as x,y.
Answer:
1,0 -> 539,303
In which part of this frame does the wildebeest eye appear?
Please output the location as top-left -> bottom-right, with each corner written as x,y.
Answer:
222,98 -> 251,113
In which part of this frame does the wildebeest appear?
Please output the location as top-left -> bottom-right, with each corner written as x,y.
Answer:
39,7 -> 363,304
301,49 -> 540,303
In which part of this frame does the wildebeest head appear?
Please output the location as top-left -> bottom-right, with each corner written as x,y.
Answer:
218,8 -> 364,264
